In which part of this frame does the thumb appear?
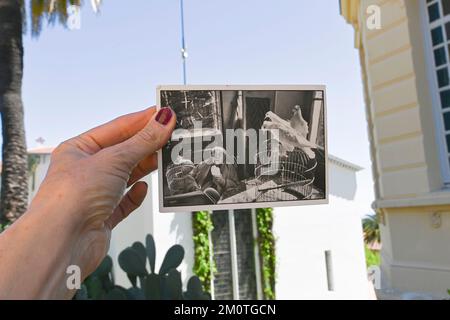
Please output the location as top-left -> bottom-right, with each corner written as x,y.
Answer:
109,107 -> 176,169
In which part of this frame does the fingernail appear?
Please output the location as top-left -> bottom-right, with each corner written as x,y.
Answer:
155,107 -> 173,126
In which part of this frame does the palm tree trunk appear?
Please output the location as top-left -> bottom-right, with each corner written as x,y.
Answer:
0,0 -> 28,223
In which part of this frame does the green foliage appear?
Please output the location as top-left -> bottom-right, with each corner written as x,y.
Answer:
27,154 -> 40,173
74,234 -> 210,300
28,0 -> 84,36
192,211 -> 215,293
364,245 -> 380,267
256,208 -> 276,300
192,209 -> 277,300
27,154 -> 40,191
362,214 -> 380,245
0,222 -> 11,233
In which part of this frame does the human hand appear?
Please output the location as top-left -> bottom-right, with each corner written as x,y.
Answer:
212,167 -> 225,188
0,106 -> 175,299
211,165 -> 221,177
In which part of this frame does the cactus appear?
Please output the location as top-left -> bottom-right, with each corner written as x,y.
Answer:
74,234 -> 210,300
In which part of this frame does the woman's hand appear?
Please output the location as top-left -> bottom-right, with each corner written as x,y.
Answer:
0,106 -> 175,299
212,173 -> 226,189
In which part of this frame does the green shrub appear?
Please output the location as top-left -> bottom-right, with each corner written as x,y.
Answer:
362,214 -> 380,245
364,245 -> 380,267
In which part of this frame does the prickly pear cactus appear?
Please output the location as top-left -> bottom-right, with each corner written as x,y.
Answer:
74,234 -> 210,300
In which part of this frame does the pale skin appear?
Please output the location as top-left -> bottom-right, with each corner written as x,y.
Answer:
0,106 -> 176,299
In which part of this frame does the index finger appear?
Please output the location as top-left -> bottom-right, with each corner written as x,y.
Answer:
76,107 -> 157,154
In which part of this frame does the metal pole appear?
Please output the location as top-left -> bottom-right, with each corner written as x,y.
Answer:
228,210 -> 240,300
251,208 -> 264,300
180,0 -> 187,85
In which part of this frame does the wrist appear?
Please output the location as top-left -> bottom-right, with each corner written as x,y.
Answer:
14,179 -> 86,298
29,177 -> 84,232
0,204 -> 79,299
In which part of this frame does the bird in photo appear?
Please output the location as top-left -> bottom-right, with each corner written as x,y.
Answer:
290,105 -> 309,137
262,108 -> 316,158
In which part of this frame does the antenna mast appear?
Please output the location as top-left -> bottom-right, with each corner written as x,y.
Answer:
180,0 -> 187,85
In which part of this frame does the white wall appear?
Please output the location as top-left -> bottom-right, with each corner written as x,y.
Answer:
273,195 -> 370,299
273,160 -> 370,299
28,154 -> 51,201
328,160 -> 358,200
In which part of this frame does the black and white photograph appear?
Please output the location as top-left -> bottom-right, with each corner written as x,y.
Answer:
157,85 -> 328,212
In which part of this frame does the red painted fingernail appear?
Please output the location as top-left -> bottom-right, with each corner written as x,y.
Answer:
155,107 -> 173,126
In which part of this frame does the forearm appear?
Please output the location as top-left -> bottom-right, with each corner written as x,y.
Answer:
0,187 -> 79,299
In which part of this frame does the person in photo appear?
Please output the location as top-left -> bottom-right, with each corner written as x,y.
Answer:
191,146 -> 244,202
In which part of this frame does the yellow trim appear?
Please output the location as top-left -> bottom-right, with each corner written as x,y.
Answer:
366,17 -> 408,41
372,72 -> 415,91
382,162 -> 427,173
375,102 -> 417,118
380,193 -> 418,201
340,0 -> 361,48
369,44 -> 411,65
378,131 -> 422,145
340,0 -> 360,25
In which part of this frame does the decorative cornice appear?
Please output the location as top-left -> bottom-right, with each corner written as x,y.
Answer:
329,154 -> 364,172
340,0 -> 362,48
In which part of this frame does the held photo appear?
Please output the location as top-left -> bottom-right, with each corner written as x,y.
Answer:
157,85 -> 328,212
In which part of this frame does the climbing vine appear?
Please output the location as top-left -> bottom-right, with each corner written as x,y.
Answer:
193,209 -> 275,299
256,208 -> 276,300
28,154 -> 40,191
0,223 -> 8,233
192,211 -> 215,293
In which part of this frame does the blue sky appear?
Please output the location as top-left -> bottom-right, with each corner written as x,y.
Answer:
20,0 -> 374,215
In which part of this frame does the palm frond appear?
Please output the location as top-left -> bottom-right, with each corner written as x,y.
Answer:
29,0 -> 88,37
30,0 -> 47,36
362,214 -> 381,245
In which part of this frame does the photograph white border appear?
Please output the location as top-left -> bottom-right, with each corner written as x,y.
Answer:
157,85 -> 329,213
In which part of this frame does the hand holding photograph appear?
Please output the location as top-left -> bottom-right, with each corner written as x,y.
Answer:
157,85 -> 328,212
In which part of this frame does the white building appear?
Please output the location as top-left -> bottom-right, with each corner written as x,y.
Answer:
27,147 -> 371,300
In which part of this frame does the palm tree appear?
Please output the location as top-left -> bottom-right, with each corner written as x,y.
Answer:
0,0 -> 100,223
362,214 -> 380,245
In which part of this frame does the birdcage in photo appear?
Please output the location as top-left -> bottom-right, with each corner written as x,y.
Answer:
254,136 -> 317,202
161,90 -> 222,131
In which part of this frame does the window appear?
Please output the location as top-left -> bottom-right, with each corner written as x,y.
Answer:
324,250 -> 334,291
423,0 -> 450,184
210,209 -> 262,299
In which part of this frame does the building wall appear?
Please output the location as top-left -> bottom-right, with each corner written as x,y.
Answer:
360,0 -> 438,199
273,161 -> 369,299
273,195 -> 370,299
341,0 -> 450,297
28,154 -> 51,201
